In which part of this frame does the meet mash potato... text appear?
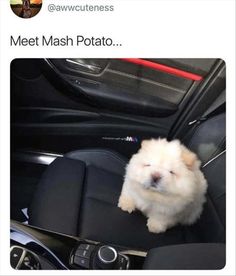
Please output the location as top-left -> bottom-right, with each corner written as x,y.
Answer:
10,35 -> 122,47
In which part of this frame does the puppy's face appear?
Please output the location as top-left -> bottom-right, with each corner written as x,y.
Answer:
127,139 -> 200,197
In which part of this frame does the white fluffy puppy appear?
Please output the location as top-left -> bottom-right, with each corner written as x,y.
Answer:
118,138 -> 207,234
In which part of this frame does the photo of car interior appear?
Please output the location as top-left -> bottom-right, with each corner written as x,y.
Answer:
10,58 -> 226,270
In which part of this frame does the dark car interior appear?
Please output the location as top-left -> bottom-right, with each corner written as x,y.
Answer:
11,58 -> 226,270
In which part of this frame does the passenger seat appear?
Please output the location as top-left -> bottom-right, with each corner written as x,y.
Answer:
29,113 -> 226,251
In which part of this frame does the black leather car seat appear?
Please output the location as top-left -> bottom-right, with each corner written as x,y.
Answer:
29,113 -> 225,251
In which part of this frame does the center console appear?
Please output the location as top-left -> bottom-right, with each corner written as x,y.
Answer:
11,220 -> 224,270
70,243 -> 129,269
10,220 -> 146,270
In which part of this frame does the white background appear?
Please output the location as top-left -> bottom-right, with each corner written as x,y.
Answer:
0,0 -> 235,275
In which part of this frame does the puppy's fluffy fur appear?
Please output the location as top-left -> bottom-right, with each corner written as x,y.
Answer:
118,138 -> 207,234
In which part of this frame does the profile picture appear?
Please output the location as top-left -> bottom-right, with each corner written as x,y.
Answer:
10,0 -> 42,19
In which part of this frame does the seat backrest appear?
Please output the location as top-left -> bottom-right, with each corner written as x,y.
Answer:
183,113 -> 225,164
183,113 -> 226,243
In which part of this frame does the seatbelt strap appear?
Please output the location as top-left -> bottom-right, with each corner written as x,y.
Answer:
201,150 -> 226,168
188,91 -> 226,126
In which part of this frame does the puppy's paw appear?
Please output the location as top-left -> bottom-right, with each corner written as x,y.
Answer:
147,218 -> 167,234
118,195 -> 135,214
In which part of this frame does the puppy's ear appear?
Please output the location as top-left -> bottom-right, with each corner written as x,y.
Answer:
181,146 -> 198,170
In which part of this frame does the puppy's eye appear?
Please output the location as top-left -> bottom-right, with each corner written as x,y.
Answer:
169,170 -> 175,175
144,164 -> 151,167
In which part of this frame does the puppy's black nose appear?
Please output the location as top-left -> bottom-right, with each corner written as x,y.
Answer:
152,173 -> 162,183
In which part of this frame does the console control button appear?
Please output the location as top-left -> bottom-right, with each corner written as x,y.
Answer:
96,246 -> 118,269
73,255 -> 90,269
78,244 -> 95,252
75,249 -> 91,259
73,243 -> 96,268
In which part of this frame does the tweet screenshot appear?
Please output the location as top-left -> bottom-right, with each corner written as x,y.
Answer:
0,0 -> 235,275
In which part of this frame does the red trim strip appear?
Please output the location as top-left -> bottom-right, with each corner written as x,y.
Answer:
120,58 -> 203,81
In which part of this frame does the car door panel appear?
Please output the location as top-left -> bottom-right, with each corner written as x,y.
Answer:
11,58 -> 224,157
12,107 -> 169,157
